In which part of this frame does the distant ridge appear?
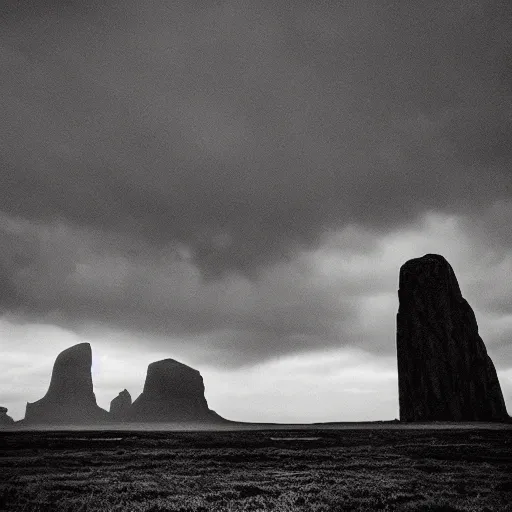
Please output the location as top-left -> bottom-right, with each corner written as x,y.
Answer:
14,345 -> 228,426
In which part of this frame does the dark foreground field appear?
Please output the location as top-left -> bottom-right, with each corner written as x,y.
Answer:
1,426 -> 511,511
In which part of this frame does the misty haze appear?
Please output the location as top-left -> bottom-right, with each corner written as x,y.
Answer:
1,0 -> 512,510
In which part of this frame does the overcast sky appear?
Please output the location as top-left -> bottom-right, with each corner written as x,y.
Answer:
1,0 -> 511,422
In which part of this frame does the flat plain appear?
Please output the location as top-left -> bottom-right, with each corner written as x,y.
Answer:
1,425 -> 511,511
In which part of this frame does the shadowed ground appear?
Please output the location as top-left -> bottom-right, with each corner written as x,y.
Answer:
1,426 -> 511,511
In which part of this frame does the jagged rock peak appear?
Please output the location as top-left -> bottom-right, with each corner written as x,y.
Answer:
396,253 -> 508,422
0,406 -> 14,426
24,343 -> 109,424
110,389 -> 132,421
127,358 -> 226,423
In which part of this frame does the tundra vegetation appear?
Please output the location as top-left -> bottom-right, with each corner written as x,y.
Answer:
1,427 -> 511,511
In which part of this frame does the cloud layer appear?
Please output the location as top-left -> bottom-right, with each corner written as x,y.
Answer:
0,1 -> 511,419
2,0 -> 511,273
1,211 -> 511,368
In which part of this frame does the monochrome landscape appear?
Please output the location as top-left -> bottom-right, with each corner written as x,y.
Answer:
1,0 -> 512,510
1,253 -> 511,510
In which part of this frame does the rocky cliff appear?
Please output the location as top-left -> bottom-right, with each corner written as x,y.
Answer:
127,359 -> 226,423
396,254 -> 508,421
24,343 -> 109,424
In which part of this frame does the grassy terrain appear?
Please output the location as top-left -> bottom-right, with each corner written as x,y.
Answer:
1,427 -> 511,511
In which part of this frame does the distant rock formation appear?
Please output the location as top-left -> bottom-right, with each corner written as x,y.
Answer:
24,343 -> 109,424
396,254 -> 508,422
0,406 -> 14,426
110,389 -> 132,421
126,359 -> 226,423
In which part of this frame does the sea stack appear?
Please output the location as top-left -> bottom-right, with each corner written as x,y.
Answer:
24,343 -> 109,424
110,389 -> 132,421
127,359 -> 226,423
396,254 -> 508,422
0,406 -> 14,427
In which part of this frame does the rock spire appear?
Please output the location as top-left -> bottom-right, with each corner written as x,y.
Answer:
24,343 -> 109,424
396,254 -> 508,421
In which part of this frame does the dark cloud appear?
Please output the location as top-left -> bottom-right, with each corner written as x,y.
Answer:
0,1 -> 511,367
0,211 -> 510,368
0,214 -> 361,365
1,0 -> 511,275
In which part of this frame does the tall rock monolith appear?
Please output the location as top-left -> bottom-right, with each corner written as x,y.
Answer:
396,254 -> 508,422
127,359 -> 226,423
24,343 -> 109,424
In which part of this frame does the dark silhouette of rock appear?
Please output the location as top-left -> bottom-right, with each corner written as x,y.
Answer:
127,359 -> 226,423
397,254 -> 508,422
0,406 -> 14,426
110,389 -> 132,421
24,343 -> 109,424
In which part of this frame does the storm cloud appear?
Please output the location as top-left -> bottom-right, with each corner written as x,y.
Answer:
0,0 -> 511,374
